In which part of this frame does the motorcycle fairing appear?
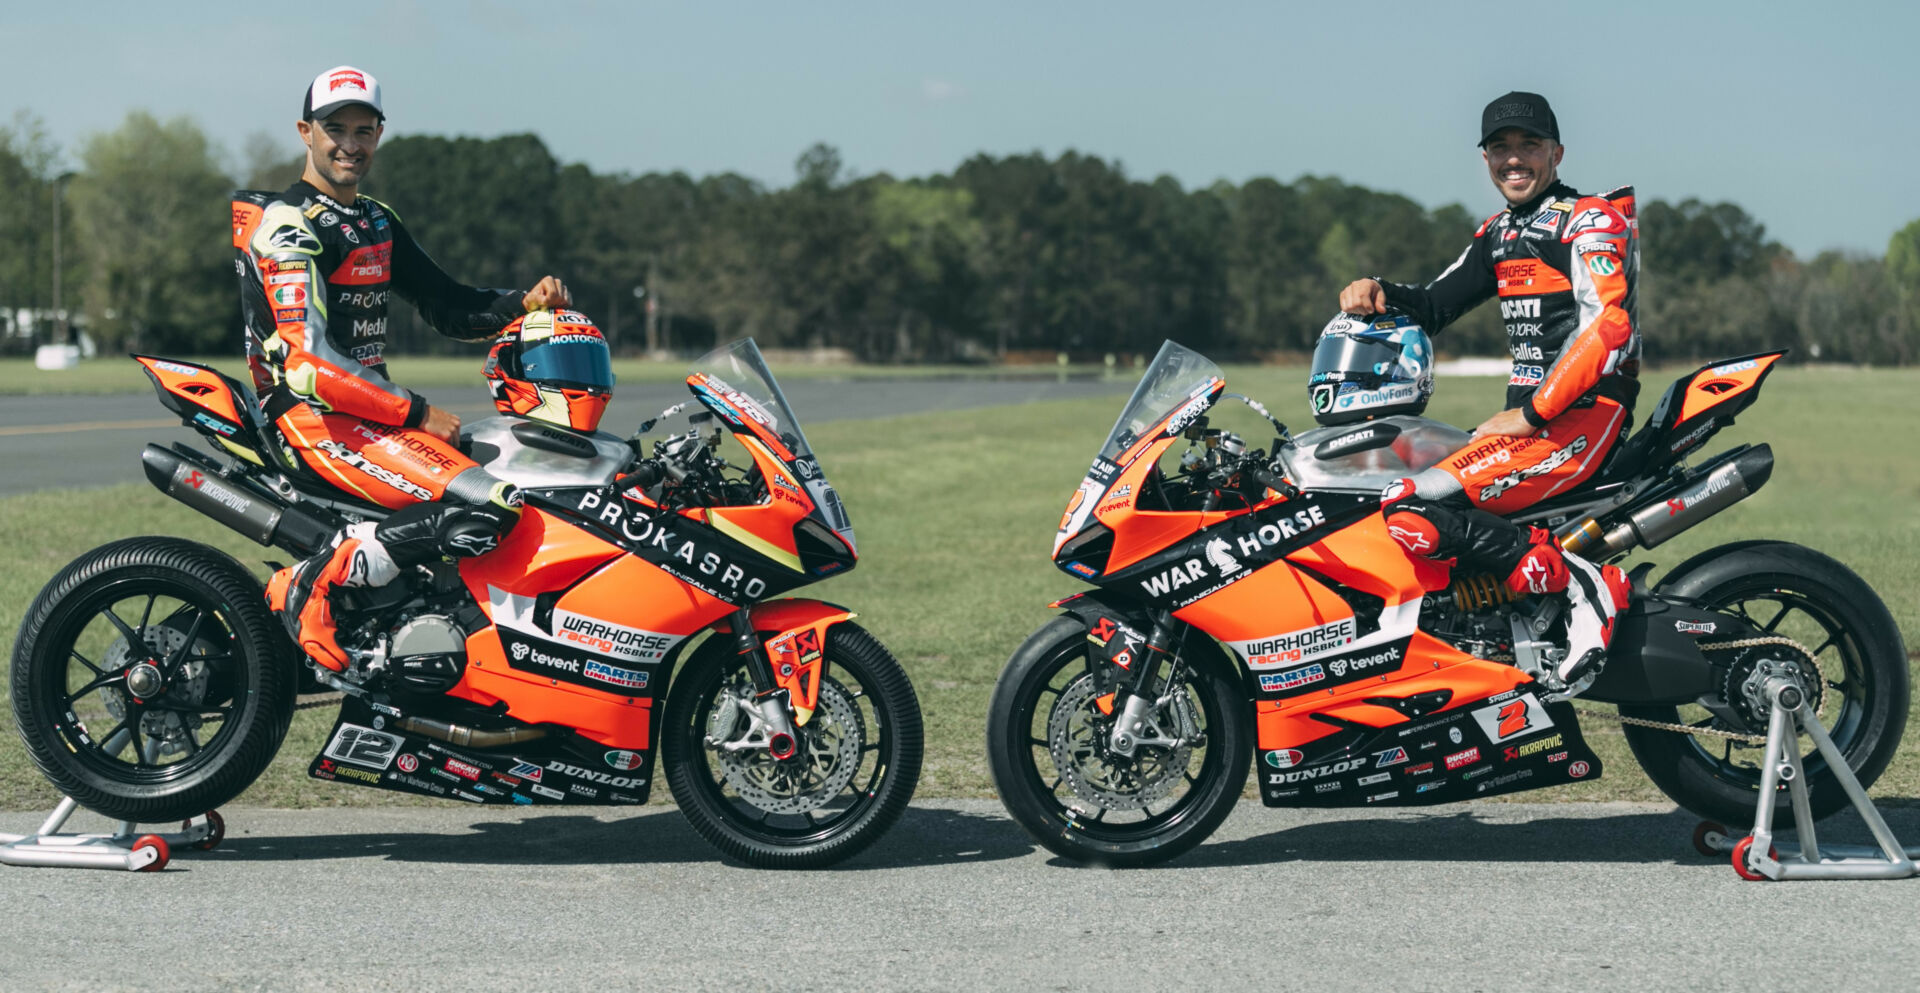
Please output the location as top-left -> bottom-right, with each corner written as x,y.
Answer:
1255,690 -> 1603,807
717,599 -> 860,726
1599,351 -> 1786,483
1099,491 -> 1379,611
134,354 -> 273,466
307,696 -> 655,805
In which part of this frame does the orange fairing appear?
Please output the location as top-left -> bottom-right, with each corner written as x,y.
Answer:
1097,431 -> 1246,574
1254,654 -> 1531,751
135,356 -> 243,424
689,372 -> 797,462
707,435 -> 811,571
1677,353 -> 1783,423
718,600 -> 858,727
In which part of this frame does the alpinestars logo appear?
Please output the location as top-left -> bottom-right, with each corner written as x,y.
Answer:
1387,524 -> 1431,553
315,440 -> 433,501
1478,436 -> 1588,503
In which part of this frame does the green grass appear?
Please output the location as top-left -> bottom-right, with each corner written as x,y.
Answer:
1,365 -> 1916,812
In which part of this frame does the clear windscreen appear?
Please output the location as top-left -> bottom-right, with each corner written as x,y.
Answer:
1098,340 -> 1225,462
684,339 -> 811,460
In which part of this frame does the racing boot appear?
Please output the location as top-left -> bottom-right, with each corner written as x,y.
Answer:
265,522 -> 400,672
1505,527 -> 1630,686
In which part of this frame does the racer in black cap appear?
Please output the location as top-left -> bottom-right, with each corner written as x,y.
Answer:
1335,90 -> 1639,691
240,65 -> 577,674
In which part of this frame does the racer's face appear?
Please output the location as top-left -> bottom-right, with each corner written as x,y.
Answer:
297,106 -> 383,192
1481,128 -> 1563,206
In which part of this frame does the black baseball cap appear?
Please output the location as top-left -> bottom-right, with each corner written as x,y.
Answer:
1478,91 -> 1558,146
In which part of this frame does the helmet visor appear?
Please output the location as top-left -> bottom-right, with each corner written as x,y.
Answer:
1310,331 -> 1406,387
521,335 -> 614,391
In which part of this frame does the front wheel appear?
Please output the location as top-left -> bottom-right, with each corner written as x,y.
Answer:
987,616 -> 1250,867
10,538 -> 295,823
663,622 -> 922,868
1621,542 -> 1908,827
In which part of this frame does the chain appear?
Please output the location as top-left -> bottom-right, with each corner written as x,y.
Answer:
295,691 -> 344,711
1574,634 -> 1824,745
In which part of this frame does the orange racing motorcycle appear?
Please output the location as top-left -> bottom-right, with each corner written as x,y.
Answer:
986,341 -> 1907,866
10,340 -> 921,868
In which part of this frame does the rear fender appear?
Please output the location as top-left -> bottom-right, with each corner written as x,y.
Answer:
134,355 -> 270,466
719,599 -> 857,726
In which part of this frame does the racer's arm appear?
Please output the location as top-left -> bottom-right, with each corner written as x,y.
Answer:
1371,215 -> 1499,330
250,205 -> 427,427
1524,200 -> 1634,426
379,202 -> 525,342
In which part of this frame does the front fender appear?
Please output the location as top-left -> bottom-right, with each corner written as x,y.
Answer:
1049,590 -> 1160,676
717,598 -> 857,725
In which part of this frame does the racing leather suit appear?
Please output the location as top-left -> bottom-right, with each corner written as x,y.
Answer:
234,181 -> 524,671
1370,180 -> 1639,682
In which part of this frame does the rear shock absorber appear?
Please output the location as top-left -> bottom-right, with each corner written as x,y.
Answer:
1449,574 -> 1522,612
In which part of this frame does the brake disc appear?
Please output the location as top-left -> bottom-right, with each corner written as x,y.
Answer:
1048,673 -> 1193,811
102,623 -> 209,761
712,675 -> 866,815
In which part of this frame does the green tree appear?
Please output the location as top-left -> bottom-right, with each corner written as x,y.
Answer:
66,111 -> 233,354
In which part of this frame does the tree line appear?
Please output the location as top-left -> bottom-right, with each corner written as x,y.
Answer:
4,111 -> 1918,365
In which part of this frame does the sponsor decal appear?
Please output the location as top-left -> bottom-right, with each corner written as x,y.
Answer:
1674,620 -> 1717,635
569,783 -> 599,798
1203,537 -> 1244,576
1710,359 -> 1757,376
509,762 -> 544,781
1502,733 -> 1565,762
315,439 -> 434,501
1448,727 -> 1464,745
1374,747 -> 1409,768
1564,207 -> 1625,240
1478,436 -> 1589,503
1416,780 -> 1445,794
584,659 -> 651,690
333,765 -> 382,785
1667,420 -> 1715,455
604,750 -> 644,771
1335,382 -> 1419,411
1477,768 -> 1535,792
547,760 -> 647,790
386,773 -> 447,795
469,782 -> 503,796
1165,392 -> 1212,436
1266,757 -> 1365,786
443,758 -> 481,781
1265,749 -> 1306,769
511,793 -> 533,805
349,343 -> 383,366
1665,472 -> 1734,517
568,490 -> 779,600
1236,617 -> 1356,670
530,784 -> 565,800
338,289 -> 389,308
396,753 -> 419,774
1310,383 -> 1337,415
270,284 -> 307,307
1405,762 -> 1435,776
1500,297 -> 1542,320
1511,342 -> 1544,362
153,360 -> 202,377
451,791 -> 485,803
555,610 -> 680,665
328,68 -> 367,91
1313,781 -> 1342,794
266,224 -> 321,253
1576,240 -> 1620,255
1358,772 -> 1392,786
1471,694 -> 1554,744
1461,765 -> 1492,781
1328,646 -> 1402,678
1508,363 -> 1545,387
1367,791 -> 1399,802
350,317 -> 387,339
1568,760 -> 1592,778
1258,663 -> 1326,693
429,766 -> 462,783
1444,747 -> 1481,770
1585,254 -> 1619,276
324,724 -> 403,770
339,222 -> 360,244
1065,562 -> 1097,579
1548,751 -> 1569,763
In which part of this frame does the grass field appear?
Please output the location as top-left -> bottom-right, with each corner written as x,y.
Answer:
1,364 -> 1915,813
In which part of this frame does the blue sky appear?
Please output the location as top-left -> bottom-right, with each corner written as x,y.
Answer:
5,0 -> 1914,258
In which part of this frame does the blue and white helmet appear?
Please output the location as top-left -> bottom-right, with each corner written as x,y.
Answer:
1306,312 -> 1434,426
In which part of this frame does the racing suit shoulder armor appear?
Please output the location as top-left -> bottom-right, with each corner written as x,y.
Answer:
1561,196 -> 1630,244
251,202 -> 323,258
1474,210 -> 1503,238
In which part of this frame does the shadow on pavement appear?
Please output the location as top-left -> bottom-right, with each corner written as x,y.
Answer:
197,803 -> 1032,871
1051,802 -> 1920,870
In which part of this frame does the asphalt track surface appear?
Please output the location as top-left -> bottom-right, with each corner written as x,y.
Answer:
2,799 -> 1918,993
0,377 -> 1132,496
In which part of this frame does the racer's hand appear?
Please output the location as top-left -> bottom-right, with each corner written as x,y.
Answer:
1470,407 -> 1538,439
422,404 -> 462,445
1338,279 -> 1387,315
523,276 -> 572,312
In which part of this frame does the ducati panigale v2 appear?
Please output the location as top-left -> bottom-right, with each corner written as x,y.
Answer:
986,341 -> 1907,866
11,340 -> 921,868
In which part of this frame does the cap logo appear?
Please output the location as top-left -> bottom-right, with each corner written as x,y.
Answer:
1492,102 -> 1534,119
328,70 -> 366,92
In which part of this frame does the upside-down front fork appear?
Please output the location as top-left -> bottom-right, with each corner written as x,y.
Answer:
1105,609 -> 1200,758
711,606 -> 801,760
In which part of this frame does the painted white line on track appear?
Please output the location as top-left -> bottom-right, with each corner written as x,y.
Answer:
0,418 -> 177,437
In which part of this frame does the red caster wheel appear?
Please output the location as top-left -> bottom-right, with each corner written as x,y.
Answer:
1731,835 -> 1776,881
186,811 -> 225,851
1692,820 -> 1727,858
131,834 -> 170,872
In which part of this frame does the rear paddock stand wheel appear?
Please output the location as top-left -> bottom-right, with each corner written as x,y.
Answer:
1692,820 -> 1728,858
185,810 -> 225,851
130,835 -> 170,872
1732,835 -> 1777,881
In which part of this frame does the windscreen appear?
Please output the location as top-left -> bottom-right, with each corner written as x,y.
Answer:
685,339 -> 811,460
1098,340 -> 1225,462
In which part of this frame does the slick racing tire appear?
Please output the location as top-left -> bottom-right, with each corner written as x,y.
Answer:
1621,542 -> 1908,827
987,616 -> 1250,867
10,537 -> 295,823
663,622 -> 922,869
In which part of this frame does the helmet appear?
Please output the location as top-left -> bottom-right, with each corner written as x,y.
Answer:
1306,312 -> 1434,426
484,309 -> 615,433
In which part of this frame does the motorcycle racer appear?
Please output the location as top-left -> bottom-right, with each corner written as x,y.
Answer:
1335,91 -> 1635,687
245,65 -> 574,673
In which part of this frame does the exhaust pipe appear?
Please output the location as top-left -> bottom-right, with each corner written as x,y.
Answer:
141,444 -> 334,554
395,715 -> 548,748
1567,445 -> 1774,557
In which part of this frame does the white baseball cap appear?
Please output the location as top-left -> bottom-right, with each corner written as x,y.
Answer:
302,66 -> 384,121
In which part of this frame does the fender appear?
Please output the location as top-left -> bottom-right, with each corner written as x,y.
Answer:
717,598 -> 856,726
1050,589 -> 1159,675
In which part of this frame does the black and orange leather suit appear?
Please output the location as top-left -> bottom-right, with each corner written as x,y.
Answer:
1375,181 -> 1640,584
233,181 -> 524,670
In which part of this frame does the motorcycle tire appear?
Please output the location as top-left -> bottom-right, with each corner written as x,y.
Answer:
10,537 -> 295,823
1621,541 -> 1908,827
663,621 -> 922,869
987,615 -> 1250,867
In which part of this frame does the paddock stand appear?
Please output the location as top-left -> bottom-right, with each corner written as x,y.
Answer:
1692,675 -> 1919,880
0,797 -> 223,872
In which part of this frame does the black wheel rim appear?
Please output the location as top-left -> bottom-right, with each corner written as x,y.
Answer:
34,578 -> 251,786
1668,580 -> 1878,784
1006,632 -> 1225,844
676,645 -> 893,846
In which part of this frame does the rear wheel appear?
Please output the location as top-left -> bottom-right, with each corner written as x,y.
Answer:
663,622 -> 922,868
1622,542 -> 1907,827
10,538 -> 295,824
987,616 -> 1249,867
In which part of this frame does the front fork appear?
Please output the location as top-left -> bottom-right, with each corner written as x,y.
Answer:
1105,609 -> 1200,758
711,606 -> 801,760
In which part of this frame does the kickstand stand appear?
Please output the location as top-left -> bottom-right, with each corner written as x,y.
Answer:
1695,676 -> 1919,880
0,797 -> 224,872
